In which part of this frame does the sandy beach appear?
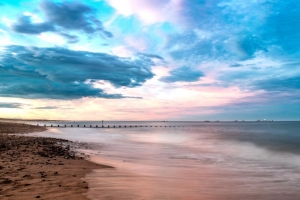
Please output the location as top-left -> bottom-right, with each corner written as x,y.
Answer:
0,121 -> 112,200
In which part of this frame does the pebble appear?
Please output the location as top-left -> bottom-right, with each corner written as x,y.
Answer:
2,177 -> 12,184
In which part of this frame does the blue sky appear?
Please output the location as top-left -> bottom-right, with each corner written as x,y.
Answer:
0,0 -> 299,120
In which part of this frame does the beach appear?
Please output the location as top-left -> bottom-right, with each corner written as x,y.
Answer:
0,121 -> 112,200
2,121 -> 300,200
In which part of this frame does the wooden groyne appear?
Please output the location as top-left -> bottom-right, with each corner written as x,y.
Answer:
29,124 -> 187,128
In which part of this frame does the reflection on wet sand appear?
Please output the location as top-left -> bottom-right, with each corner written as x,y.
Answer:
87,156 -> 300,200
85,138 -> 300,200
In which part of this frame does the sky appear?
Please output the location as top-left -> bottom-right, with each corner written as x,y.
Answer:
0,0 -> 299,121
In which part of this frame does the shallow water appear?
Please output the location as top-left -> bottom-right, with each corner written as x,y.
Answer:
29,121 -> 300,199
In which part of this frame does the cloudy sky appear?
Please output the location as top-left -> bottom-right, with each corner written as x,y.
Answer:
0,0 -> 299,121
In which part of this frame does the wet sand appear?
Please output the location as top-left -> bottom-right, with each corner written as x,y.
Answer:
0,121 -> 112,200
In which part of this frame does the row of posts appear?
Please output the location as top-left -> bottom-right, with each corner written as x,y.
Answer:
35,124 -> 185,128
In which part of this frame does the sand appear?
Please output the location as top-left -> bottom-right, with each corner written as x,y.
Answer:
0,121 -> 112,200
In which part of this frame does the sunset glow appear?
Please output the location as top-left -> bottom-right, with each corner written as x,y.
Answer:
0,0 -> 299,120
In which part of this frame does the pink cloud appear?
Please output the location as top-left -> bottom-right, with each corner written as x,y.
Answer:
107,0 -> 184,24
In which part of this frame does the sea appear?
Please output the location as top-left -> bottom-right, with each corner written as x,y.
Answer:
27,121 -> 300,200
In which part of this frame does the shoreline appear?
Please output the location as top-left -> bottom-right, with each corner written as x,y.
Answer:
0,121 -> 113,200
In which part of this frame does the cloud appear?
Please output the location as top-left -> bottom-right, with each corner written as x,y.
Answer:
0,102 -> 24,108
138,53 -> 164,60
164,0 -> 300,63
165,31 -> 232,63
58,32 -> 79,43
107,0 -> 179,24
12,15 -> 54,34
40,0 -> 112,37
230,63 -> 243,68
11,0 -> 113,42
160,66 -> 204,83
32,106 -> 58,109
253,76 -> 300,91
159,0 -> 300,96
0,45 -> 155,99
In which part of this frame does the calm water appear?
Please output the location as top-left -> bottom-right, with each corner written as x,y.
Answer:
28,121 -> 300,200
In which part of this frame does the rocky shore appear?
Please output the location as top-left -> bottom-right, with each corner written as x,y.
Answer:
0,121 -> 112,200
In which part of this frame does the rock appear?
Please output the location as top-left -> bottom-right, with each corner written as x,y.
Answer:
21,174 -> 30,178
35,195 -> 40,198
1,178 -> 12,184
39,171 -> 47,178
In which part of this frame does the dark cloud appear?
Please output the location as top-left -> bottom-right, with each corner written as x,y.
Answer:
253,76 -> 300,91
11,0 -> 112,42
11,15 -> 54,34
0,102 -> 23,108
160,66 -> 204,83
32,106 -> 58,109
0,45 -> 155,99
58,32 -> 79,43
230,63 -> 243,68
40,0 -> 112,37
138,53 -> 164,60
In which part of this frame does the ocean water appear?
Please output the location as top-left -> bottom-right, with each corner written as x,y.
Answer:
28,121 -> 300,200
